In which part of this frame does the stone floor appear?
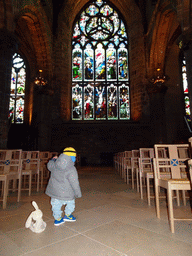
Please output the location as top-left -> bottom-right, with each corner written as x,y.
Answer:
0,166 -> 192,256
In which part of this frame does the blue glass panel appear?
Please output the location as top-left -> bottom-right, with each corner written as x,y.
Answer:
96,0 -> 103,7
86,5 -> 99,15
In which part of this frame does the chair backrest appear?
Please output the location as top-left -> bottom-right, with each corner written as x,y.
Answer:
131,150 -> 140,168
40,151 -> 50,167
139,148 -> 154,159
22,151 -> 40,171
188,159 -> 192,184
132,150 -> 140,158
0,149 -> 22,175
154,144 -> 190,179
49,152 -> 58,159
40,151 -> 50,160
139,148 -> 154,172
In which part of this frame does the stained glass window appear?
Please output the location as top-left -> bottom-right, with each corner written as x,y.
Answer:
72,0 -> 130,120
182,58 -> 191,122
9,53 -> 26,123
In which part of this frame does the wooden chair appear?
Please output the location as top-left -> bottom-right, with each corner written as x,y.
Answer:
146,146 -> 171,206
154,144 -> 192,233
39,151 -> 50,189
188,159 -> 192,184
131,150 -> 140,189
137,148 -> 154,199
124,151 -> 132,184
21,151 -> 40,196
0,149 -> 22,209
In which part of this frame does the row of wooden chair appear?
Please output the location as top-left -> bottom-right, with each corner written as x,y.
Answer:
0,150 -> 58,209
114,140 -> 192,233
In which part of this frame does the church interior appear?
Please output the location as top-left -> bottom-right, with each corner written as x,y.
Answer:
1,0 -> 192,255
1,0 -> 192,164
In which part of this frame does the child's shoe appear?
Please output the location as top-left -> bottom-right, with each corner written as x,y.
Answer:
64,214 -> 76,222
54,217 -> 64,226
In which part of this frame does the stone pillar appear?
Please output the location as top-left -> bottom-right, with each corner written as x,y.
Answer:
0,29 -> 19,148
32,84 -> 54,151
147,83 -> 168,144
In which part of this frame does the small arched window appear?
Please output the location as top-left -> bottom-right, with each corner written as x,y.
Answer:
9,53 -> 26,123
72,0 -> 130,120
182,57 -> 191,123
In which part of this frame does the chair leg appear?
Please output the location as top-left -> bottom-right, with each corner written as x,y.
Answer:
3,178 -> 9,210
176,190 -> 180,206
17,177 -> 21,202
41,167 -> 44,189
37,172 -> 40,192
126,167 -> 129,184
182,190 -> 186,206
132,168 -> 134,189
29,173 -> 32,196
154,179 -> 160,219
147,175 -> 151,206
136,168 -> 139,193
167,185 -> 175,233
140,172 -> 143,199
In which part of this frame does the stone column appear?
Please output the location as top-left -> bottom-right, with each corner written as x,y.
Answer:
32,84 -> 54,151
147,82 -> 168,144
0,29 -> 19,148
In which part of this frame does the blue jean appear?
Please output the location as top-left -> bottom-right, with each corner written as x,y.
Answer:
51,198 -> 75,220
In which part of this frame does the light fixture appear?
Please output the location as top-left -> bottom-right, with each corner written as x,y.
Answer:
150,68 -> 169,86
34,70 -> 48,86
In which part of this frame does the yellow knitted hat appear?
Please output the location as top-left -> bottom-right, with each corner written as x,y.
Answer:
63,147 -> 76,157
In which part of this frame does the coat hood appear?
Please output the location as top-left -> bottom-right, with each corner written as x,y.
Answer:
55,153 -> 74,171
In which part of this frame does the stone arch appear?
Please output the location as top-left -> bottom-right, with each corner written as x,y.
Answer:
15,5 -> 52,78
148,7 -> 178,77
13,5 -> 53,125
55,0 -> 145,120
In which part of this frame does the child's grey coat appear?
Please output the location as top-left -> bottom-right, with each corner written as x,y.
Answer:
45,154 -> 82,200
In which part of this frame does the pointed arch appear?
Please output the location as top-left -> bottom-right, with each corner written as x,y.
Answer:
71,0 -> 130,121
149,9 -> 176,75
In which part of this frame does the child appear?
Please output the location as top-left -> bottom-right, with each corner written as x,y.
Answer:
45,147 -> 82,226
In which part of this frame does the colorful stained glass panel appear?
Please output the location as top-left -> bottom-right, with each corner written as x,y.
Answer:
84,44 -> 94,80
119,84 -> 130,119
9,54 -> 26,123
107,84 -> 117,119
107,44 -> 117,80
118,45 -> 128,80
72,45 -> 82,81
95,44 -> 106,80
95,85 -> 106,119
72,84 -> 83,120
84,84 -> 94,119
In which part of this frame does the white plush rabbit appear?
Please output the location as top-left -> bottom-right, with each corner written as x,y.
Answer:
25,201 -> 47,233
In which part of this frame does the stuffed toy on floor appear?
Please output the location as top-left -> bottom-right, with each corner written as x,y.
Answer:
25,201 -> 47,233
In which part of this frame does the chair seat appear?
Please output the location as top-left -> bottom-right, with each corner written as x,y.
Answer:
162,178 -> 190,183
